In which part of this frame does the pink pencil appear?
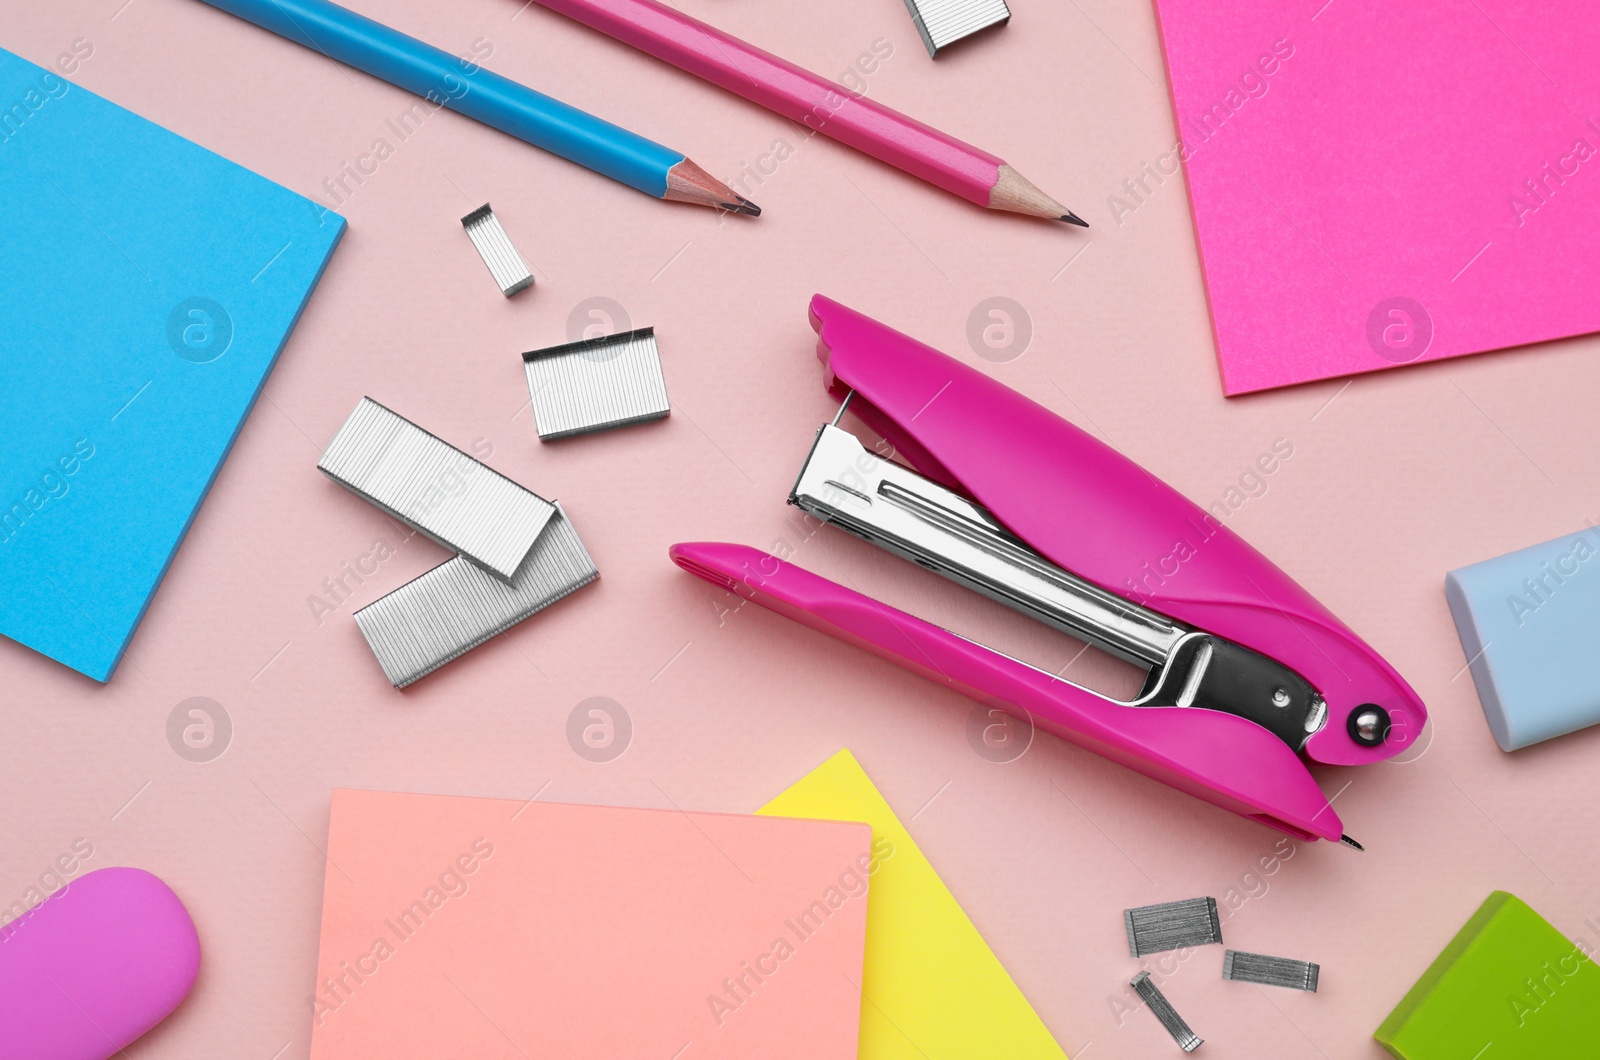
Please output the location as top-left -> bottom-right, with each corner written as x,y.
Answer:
527,0 -> 1086,224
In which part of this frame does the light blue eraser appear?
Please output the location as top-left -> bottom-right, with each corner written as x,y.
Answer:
1446,529 -> 1600,751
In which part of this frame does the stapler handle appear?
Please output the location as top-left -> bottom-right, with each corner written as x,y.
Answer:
671,542 -> 1343,842
807,295 -> 1428,768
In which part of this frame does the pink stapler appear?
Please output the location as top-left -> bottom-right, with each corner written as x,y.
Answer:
671,296 -> 1427,845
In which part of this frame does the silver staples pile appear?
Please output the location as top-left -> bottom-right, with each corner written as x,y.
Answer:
1125,897 -> 1223,958
1130,972 -> 1202,1054
319,397 -> 597,687
522,327 -> 670,441
901,0 -> 1010,57
1121,896 -> 1321,1052
460,203 -> 533,297
1221,950 -> 1320,992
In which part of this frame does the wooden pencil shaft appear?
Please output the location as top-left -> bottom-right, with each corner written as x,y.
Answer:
200,0 -> 703,201
531,0 -> 1005,206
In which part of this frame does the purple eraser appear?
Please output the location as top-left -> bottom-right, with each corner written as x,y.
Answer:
0,867 -> 200,1058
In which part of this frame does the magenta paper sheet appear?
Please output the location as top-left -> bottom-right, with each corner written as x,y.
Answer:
1150,0 -> 1600,394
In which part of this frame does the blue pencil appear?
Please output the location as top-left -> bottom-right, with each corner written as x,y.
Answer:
196,0 -> 758,214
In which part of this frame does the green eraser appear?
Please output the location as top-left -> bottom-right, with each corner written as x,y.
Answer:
1375,891 -> 1600,1058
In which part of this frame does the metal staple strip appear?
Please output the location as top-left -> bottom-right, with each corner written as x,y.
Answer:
318,397 -> 554,580
461,203 -> 533,296
901,0 -> 1010,56
1125,897 -> 1223,957
353,505 -> 598,688
1222,950 -> 1320,992
1130,972 -> 1202,1053
523,327 -> 670,440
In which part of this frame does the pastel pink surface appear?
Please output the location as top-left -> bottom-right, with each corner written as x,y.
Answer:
4,2 -> 1600,1059
1151,0 -> 1600,394
0,867 -> 200,1060
308,790 -> 870,1059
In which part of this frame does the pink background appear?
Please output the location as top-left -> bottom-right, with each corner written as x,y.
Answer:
5,1 -> 1599,1057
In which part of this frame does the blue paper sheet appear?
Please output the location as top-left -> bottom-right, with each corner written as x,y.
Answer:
0,46 -> 344,681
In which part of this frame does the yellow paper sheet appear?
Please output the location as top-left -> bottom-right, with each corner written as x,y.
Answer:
760,749 -> 1066,1059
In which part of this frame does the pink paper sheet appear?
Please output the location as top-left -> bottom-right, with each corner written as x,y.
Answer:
1150,0 -> 1600,394
308,790 -> 871,1059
